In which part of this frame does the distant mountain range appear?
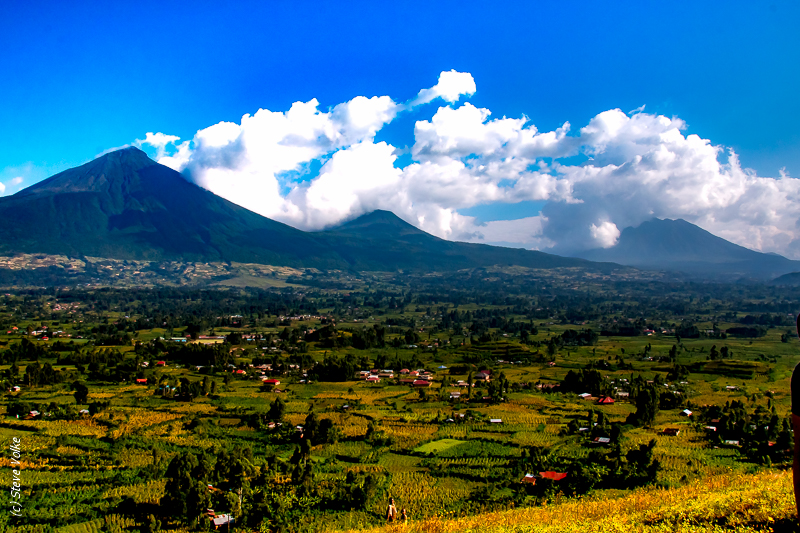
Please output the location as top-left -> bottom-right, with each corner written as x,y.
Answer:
574,218 -> 800,279
3,147 -> 798,281
0,148 -> 598,272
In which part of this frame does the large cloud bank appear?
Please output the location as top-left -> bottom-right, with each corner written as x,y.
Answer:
140,70 -> 800,258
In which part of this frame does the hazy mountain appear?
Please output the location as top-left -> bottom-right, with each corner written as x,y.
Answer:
0,148 -> 601,273
574,218 -> 800,279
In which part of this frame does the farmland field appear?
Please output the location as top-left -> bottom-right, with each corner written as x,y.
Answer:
1,271 -> 800,532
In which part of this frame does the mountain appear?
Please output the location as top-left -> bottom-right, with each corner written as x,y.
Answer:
0,147 -> 344,266
574,218 -> 800,279
318,210 -> 598,271
0,148 -> 601,273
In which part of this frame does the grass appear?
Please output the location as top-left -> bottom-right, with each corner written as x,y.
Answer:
413,439 -> 467,455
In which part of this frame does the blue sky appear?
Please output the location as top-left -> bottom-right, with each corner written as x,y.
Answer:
2,1 -> 800,255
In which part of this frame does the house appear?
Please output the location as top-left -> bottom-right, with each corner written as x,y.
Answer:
262,379 -> 281,386
378,371 -> 394,378
399,378 -> 416,385
10,386 -> 21,392
578,393 -> 592,399
681,409 -> 693,417
539,471 -> 567,481
521,473 -> 537,484
475,372 -> 491,381
592,437 -> 611,445
409,371 -> 420,377
704,426 -> 717,432
596,396 -> 615,405
135,378 -> 148,385
412,379 -> 431,387
400,368 -> 410,374
366,376 -> 381,383
156,361 -> 166,367
548,361 -> 556,367
489,418 -> 503,424
662,428 -> 681,436
450,392 -> 461,399
235,369 -> 246,375
211,515 -> 234,529
724,440 -> 740,446
615,391 -> 630,398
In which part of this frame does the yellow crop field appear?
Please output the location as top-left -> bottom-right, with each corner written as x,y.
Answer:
348,471 -> 794,533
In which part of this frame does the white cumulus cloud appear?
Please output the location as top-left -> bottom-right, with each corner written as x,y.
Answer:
137,70 -> 800,259
135,132 -> 181,159
590,221 -> 621,248
409,70 -> 476,107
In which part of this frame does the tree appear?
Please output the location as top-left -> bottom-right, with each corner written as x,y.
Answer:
267,397 -> 286,421
72,381 -> 89,404
161,452 -> 212,525
709,345 -> 719,360
628,383 -> 659,427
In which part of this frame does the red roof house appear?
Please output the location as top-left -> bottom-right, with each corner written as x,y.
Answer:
539,471 -> 567,481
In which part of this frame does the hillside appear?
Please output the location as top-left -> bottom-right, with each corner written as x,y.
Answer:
350,471 -> 794,533
575,218 -> 800,279
771,272 -> 800,286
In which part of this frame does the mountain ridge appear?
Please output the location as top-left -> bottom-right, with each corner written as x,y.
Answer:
0,148 -> 601,273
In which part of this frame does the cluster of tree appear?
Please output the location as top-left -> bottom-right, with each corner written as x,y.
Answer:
23,361 -> 74,386
725,326 -> 767,338
0,338 -> 49,362
57,347 -> 126,366
308,352 -> 370,382
699,400 -> 793,464
739,313 -> 793,327
559,329 -> 599,347
511,438 -> 660,501
560,369 -> 609,397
